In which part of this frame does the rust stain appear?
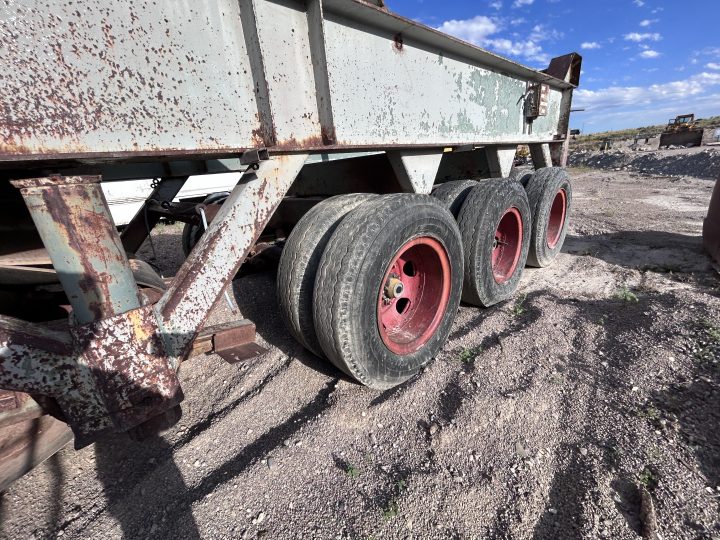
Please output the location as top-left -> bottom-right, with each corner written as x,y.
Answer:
393,33 -> 404,53
272,134 -> 326,151
72,305 -> 183,432
320,125 -> 337,146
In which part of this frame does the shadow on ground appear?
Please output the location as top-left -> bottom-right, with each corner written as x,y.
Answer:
564,230 -> 713,275
232,273 -> 357,384
95,435 -> 201,539
529,290 -> 683,539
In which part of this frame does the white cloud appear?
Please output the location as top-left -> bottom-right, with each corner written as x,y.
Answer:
436,16 -> 499,44
436,17 -> 558,64
575,72 -> 720,111
639,19 -> 658,27
575,73 -> 720,132
581,42 -> 601,50
639,49 -> 660,59
633,0 -> 644,6
512,0 -> 534,7
624,32 -> 662,42
707,63 -> 720,70
510,17 -> 526,25
485,37 -> 547,62
489,1 -> 503,9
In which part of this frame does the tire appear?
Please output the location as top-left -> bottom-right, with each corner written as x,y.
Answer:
277,194 -> 375,357
313,194 -> 463,389
181,192 -> 230,256
457,179 -> 531,307
510,168 -> 533,188
524,167 -> 572,267
430,180 -> 478,218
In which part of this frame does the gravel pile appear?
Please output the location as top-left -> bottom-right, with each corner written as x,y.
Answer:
569,148 -> 720,179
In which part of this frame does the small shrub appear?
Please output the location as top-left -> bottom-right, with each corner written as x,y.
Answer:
638,466 -> 659,491
458,347 -> 481,363
615,287 -> 638,303
346,463 -> 360,479
510,294 -> 528,317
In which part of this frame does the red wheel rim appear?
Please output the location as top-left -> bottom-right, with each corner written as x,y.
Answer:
492,207 -> 523,284
377,237 -> 452,355
546,189 -> 567,249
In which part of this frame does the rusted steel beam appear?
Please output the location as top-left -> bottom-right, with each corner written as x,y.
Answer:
4,176 -> 184,445
189,319 -> 266,364
0,316 -> 76,396
12,176 -> 143,324
542,53 -> 582,86
550,139 -> 570,168
0,416 -> 73,493
0,307 -> 183,446
121,176 -> 189,254
71,305 -> 183,434
0,315 -> 113,441
0,392 -> 44,430
191,320 -> 256,355
156,154 -> 308,363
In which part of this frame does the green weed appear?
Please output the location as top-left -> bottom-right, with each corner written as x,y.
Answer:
510,294 -> 528,317
615,287 -> 638,303
346,463 -> 360,479
458,347 -> 482,363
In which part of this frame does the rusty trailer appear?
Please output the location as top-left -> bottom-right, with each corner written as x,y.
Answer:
0,0 -> 581,489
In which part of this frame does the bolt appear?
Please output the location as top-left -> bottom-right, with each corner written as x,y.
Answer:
385,277 -> 404,299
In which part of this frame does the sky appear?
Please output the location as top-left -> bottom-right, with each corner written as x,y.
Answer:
384,0 -> 720,133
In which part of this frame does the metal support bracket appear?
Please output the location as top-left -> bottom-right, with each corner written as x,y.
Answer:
550,139 -> 570,168
121,176 -> 189,254
486,145 -> 517,178
156,154 -> 308,362
529,143 -> 552,170
387,150 -> 444,194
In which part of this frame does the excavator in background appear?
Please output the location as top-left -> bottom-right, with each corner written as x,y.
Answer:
659,114 -> 704,148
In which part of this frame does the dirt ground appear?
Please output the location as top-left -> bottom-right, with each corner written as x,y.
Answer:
1,166 -> 719,540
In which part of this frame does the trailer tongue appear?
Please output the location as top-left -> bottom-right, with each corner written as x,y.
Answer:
0,0 -> 580,489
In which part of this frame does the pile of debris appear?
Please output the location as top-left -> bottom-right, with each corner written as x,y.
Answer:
569,148 -> 720,179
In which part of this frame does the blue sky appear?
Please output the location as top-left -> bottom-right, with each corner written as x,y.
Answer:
384,0 -> 720,133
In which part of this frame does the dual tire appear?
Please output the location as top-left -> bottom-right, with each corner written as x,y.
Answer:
432,179 -> 531,307
278,194 -> 463,389
431,166 -> 571,305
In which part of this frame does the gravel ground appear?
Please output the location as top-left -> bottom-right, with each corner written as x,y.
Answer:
1,167 -> 719,539
569,146 -> 720,180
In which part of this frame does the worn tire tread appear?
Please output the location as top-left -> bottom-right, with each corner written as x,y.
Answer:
277,194 -> 375,357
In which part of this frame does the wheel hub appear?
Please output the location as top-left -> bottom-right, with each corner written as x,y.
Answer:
384,276 -> 405,299
546,188 -> 567,249
492,207 -> 523,285
377,237 -> 452,355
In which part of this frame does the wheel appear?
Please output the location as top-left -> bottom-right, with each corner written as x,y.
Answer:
430,180 -> 478,218
457,179 -> 531,307
277,194 -> 375,357
181,192 -> 230,256
524,167 -> 572,267
313,194 -> 463,389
